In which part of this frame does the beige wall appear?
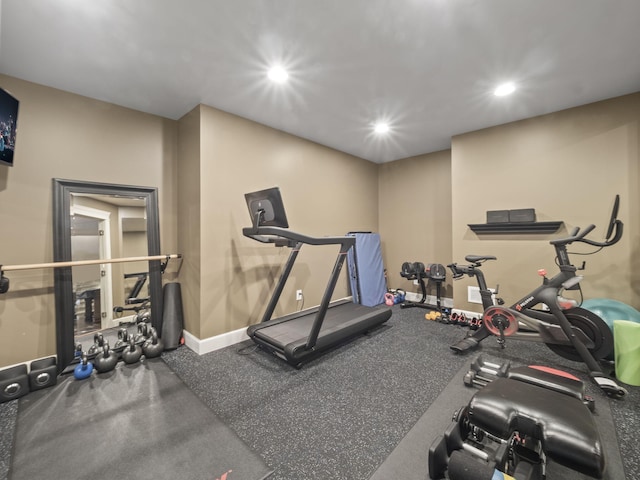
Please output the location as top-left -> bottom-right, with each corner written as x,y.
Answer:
0,75 -> 178,367
1,71 -> 638,368
450,92 -> 640,313
179,105 -> 380,339
377,93 -> 640,315
176,106 -> 202,338
378,150 -> 453,298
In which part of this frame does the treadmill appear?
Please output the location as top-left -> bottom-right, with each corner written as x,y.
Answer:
242,187 -> 392,367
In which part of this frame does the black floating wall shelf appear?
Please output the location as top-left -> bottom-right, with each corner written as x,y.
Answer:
468,221 -> 563,234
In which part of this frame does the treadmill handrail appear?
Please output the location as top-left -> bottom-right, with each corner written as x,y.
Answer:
242,226 -> 356,248
243,224 -> 357,352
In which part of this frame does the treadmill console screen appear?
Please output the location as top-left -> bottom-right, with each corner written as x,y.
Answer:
245,187 -> 289,228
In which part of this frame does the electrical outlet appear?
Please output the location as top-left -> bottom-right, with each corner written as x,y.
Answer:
296,289 -> 303,301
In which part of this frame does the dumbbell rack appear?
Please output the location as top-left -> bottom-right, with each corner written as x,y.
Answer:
399,261 -> 448,319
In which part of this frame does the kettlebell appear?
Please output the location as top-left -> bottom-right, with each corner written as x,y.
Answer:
121,337 -> 142,364
94,341 -> 118,373
136,310 -> 151,324
74,353 -> 93,380
133,323 -> 149,344
113,328 -> 130,351
384,292 -> 395,306
87,332 -> 105,356
142,329 -> 164,359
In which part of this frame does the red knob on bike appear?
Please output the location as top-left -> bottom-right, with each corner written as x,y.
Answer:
538,268 -> 547,276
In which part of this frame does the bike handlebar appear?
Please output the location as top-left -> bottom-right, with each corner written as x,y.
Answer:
550,220 -> 623,248
549,195 -> 624,248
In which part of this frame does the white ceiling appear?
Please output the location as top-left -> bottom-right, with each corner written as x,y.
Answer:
1,0 -> 639,163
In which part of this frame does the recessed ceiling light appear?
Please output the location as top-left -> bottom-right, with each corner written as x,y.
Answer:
374,122 -> 390,134
494,82 -> 516,97
267,66 -> 289,83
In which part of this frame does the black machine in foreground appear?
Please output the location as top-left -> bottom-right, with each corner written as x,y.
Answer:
242,187 -> 392,367
430,356 -> 606,480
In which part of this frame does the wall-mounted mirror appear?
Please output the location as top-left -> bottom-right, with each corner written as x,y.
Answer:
53,179 -> 162,372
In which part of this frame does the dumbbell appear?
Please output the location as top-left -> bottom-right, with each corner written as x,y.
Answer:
464,355 -> 510,388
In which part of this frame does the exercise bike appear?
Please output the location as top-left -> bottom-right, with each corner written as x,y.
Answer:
448,196 -> 627,398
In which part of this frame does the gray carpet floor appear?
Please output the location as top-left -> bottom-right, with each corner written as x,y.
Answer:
1,304 -> 639,479
161,306 -> 639,480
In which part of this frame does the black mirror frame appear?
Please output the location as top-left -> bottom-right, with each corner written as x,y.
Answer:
52,178 -> 162,373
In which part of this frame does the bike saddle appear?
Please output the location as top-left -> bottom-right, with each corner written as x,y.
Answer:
464,255 -> 497,263
450,336 -> 480,353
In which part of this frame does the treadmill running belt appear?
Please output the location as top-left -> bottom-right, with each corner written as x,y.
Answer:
252,302 -> 390,358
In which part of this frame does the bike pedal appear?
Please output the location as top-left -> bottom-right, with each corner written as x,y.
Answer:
593,374 -> 628,398
450,337 -> 480,354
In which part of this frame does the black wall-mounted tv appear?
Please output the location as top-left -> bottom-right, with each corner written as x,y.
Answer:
0,87 -> 19,167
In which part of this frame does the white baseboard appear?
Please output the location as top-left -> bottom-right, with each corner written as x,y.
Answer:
179,298 -> 482,357
450,308 -> 483,319
182,298 -> 356,356
182,327 -> 250,355
402,293 -> 482,319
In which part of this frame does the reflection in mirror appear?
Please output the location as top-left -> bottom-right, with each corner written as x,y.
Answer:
53,179 -> 162,373
70,193 -> 148,335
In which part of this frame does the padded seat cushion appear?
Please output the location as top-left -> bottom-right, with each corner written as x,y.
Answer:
468,377 -> 604,478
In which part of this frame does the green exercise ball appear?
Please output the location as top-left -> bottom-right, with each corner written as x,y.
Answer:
581,298 -> 640,361
581,298 -> 640,331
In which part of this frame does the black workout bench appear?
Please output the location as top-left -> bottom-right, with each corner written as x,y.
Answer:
429,362 -> 605,479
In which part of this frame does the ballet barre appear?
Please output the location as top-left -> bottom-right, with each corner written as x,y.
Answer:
0,254 -> 182,293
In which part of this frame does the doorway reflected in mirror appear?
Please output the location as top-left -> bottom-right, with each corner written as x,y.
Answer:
52,179 -> 162,373
69,193 -> 148,336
